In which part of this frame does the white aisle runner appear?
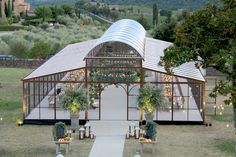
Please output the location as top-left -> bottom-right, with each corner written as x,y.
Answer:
88,121 -> 138,157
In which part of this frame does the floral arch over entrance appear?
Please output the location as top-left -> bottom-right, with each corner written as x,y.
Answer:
22,19 -> 205,124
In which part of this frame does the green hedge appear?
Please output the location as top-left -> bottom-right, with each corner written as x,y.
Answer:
0,25 -> 25,31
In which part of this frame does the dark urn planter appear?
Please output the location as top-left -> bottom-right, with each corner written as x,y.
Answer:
145,113 -> 154,122
71,113 -> 79,131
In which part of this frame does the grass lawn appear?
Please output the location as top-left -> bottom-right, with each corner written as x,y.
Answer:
123,98 -> 235,156
0,68 -> 235,157
0,68 -> 93,157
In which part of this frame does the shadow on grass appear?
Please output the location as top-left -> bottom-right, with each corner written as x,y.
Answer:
208,113 -> 233,122
0,145 -> 55,157
215,139 -> 234,156
0,148 -> 15,157
0,101 -> 21,111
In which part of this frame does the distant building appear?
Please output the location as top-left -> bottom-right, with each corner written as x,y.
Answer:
109,5 -> 119,11
14,0 -> 30,16
0,0 -> 30,18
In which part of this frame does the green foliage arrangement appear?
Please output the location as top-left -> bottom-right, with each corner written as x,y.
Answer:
138,84 -> 164,120
89,61 -> 140,83
145,121 -> 157,140
52,121 -> 66,140
60,89 -> 88,115
89,83 -> 102,106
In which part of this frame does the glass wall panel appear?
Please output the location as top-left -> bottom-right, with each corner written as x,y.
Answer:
128,84 -> 140,120
158,96 -> 172,121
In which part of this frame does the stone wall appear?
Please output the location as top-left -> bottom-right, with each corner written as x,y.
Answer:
0,58 -> 45,69
206,67 -> 225,77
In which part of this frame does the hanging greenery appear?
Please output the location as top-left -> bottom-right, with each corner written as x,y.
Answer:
88,83 -> 103,109
90,61 -> 140,83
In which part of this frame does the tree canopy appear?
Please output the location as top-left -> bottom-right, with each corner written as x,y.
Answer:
159,0 -> 236,127
137,14 -> 150,30
34,6 -> 52,22
27,0 -> 219,10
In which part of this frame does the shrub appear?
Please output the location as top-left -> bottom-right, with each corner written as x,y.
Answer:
152,20 -> 177,42
54,23 -> 60,29
57,15 -> 74,26
35,6 -> 52,22
0,25 -> 24,31
80,15 -> 93,25
137,14 -> 151,30
0,39 -> 10,54
8,37 -> 31,58
1,15 -> 104,59
145,121 -> 157,140
39,22 -> 49,30
52,122 -> 66,141
12,15 -> 21,23
22,18 -> 43,26
7,18 -> 13,25
0,18 -> 9,25
12,12 -> 21,23
25,25 -> 36,32
28,42 -> 51,59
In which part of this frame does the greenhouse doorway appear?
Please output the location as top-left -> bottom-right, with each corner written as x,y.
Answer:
101,84 -> 127,120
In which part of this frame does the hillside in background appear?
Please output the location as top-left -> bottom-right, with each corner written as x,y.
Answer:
26,0 -> 219,9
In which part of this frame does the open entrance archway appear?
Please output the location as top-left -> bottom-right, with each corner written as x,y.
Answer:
101,84 -> 127,120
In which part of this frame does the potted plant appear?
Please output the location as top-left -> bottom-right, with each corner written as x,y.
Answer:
60,89 -> 88,131
137,84 -> 164,122
52,121 -> 66,141
145,121 -> 157,140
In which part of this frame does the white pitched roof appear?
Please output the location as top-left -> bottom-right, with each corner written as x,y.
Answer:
144,38 -> 205,82
23,40 -> 96,80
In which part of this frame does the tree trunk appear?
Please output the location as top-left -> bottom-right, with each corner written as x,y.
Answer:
233,77 -> 236,129
234,106 -> 236,132
232,74 -> 236,157
233,104 -> 236,157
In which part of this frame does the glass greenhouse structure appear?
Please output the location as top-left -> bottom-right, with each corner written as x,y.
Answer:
22,19 -> 206,124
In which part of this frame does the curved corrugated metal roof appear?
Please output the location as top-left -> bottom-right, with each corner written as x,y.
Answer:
89,19 -> 146,57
